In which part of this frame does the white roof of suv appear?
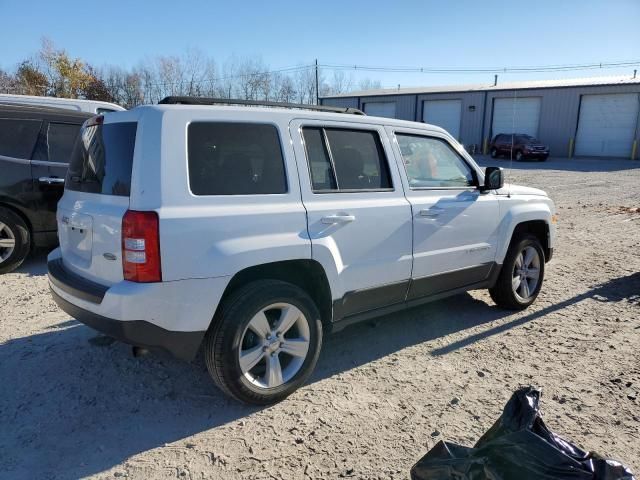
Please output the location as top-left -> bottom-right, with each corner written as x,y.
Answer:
0,94 -> 125,114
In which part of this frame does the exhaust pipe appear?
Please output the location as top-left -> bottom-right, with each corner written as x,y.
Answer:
132,346 -> 149,358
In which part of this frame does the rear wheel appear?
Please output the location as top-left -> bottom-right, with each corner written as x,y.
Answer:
0,207 -> 30,274
490,147 -> 498,158
515,150 -> 524,161
203,280 -> 323,405
489,234 -> 545,310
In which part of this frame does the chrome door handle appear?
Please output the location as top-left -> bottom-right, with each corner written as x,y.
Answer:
321,214 -> 356,224
39,177 -> 65,185
419,208 -> 443,218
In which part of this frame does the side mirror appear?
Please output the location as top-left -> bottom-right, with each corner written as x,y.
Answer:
481,166 -> 504,191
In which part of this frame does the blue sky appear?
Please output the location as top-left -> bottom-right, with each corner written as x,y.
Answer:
1,0 -> 639,89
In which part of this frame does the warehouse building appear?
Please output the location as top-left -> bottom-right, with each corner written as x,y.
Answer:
320,76 -> 640,159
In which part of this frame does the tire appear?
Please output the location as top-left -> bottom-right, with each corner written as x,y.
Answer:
490,147 -> 498,159
489,234 -> 545,310
515,150 -> 524,161
203,279 -> 323,405
538,156 -> 548,162
0,207 -> 30,274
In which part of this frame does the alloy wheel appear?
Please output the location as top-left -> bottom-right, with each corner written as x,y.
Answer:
238,303 -> 310,389
512,246 -> 541,301
0,222 -> 16,264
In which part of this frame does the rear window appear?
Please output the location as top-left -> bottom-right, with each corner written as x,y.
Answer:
187,122 -> 287,195
0,118 -> 41,159
66,122 -> 137,196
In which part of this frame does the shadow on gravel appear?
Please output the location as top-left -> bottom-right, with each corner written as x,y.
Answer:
474,155 -> 640,173
431,272 -> 640,356
13,250 -> 49,277
2,273 -> 637,478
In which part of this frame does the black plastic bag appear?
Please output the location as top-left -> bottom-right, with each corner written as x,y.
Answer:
411,386 -> 635,480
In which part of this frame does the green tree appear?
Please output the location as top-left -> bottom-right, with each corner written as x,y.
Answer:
15,61 -> 48,95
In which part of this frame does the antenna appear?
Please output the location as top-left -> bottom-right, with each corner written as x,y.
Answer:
508,89 -> 517,198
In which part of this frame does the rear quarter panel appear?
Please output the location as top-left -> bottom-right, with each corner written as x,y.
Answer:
134,108 -> 311,282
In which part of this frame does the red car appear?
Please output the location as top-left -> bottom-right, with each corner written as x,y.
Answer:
490,134 -> 549,161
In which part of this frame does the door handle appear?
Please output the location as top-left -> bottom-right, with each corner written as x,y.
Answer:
321,214 -> 356,224
419,208 -> 443,218
39,177 -> 65,185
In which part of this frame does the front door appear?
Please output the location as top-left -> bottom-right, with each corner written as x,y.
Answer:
290,120 -> 413,319
389,128 -> 500,300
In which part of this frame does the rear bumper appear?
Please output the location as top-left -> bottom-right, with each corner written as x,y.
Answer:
524,151 -> 549,158
47,249 -> 231,361
50,288 -> 204,360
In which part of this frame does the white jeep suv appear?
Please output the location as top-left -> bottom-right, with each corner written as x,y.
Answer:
48,97 -> 556,404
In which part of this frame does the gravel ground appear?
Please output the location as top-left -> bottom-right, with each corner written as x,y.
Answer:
1,157 -> 639,479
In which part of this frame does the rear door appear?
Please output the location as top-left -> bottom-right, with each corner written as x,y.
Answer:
291,119 -> 412,319
31,121 -> 82,232
389,127 -> 500,300
57,117 -> 138,284
0,116 -> 40,226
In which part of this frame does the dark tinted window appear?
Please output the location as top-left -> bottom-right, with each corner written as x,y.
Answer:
47,123 -> 81,163
66,122 -> 137,196
0,118 -> 41,159
188,122 -> 286,195
302,127 -> 337,191
301,127 -> 392,192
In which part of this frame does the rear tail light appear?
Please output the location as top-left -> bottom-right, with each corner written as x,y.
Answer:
122,210 -> 162,282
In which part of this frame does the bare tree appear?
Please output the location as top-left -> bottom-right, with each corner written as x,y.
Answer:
0,69 -> 17,93
358,77 -> 382,92
1,42 -> 384,107
328,70 -> 353,95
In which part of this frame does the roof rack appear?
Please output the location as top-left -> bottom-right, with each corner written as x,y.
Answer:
158,96 -> 366,115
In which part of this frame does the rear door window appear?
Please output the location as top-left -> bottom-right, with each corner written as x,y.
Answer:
187,122 -> 287,195
66,121 -> 137,196
0,118 -> 41,159
46,123 -> 81,163
301,127 -> 392,192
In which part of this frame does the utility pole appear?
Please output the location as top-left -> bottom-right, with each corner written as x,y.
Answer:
315,59 -> 319,105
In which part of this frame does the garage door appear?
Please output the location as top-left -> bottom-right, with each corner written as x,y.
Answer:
492,97 -> 541,138
363,102 -> 396,118
422,99 -> 462,140
575,93 -> 640,157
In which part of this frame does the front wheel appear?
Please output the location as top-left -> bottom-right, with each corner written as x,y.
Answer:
515,150 -> 524,161
489,234 -> 545,310
490,148 -> 498,159
203,280 -> 323,405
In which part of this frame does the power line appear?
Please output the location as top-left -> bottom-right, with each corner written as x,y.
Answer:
318,59 -> 640,74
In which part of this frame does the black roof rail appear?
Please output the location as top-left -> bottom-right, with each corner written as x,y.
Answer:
158,96 -> 366,115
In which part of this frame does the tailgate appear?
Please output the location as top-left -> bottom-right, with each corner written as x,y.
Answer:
57,118 -> 137,285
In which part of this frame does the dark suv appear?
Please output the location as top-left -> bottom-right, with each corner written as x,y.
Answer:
489,134 -> 549,161
0,103 -> 91,273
